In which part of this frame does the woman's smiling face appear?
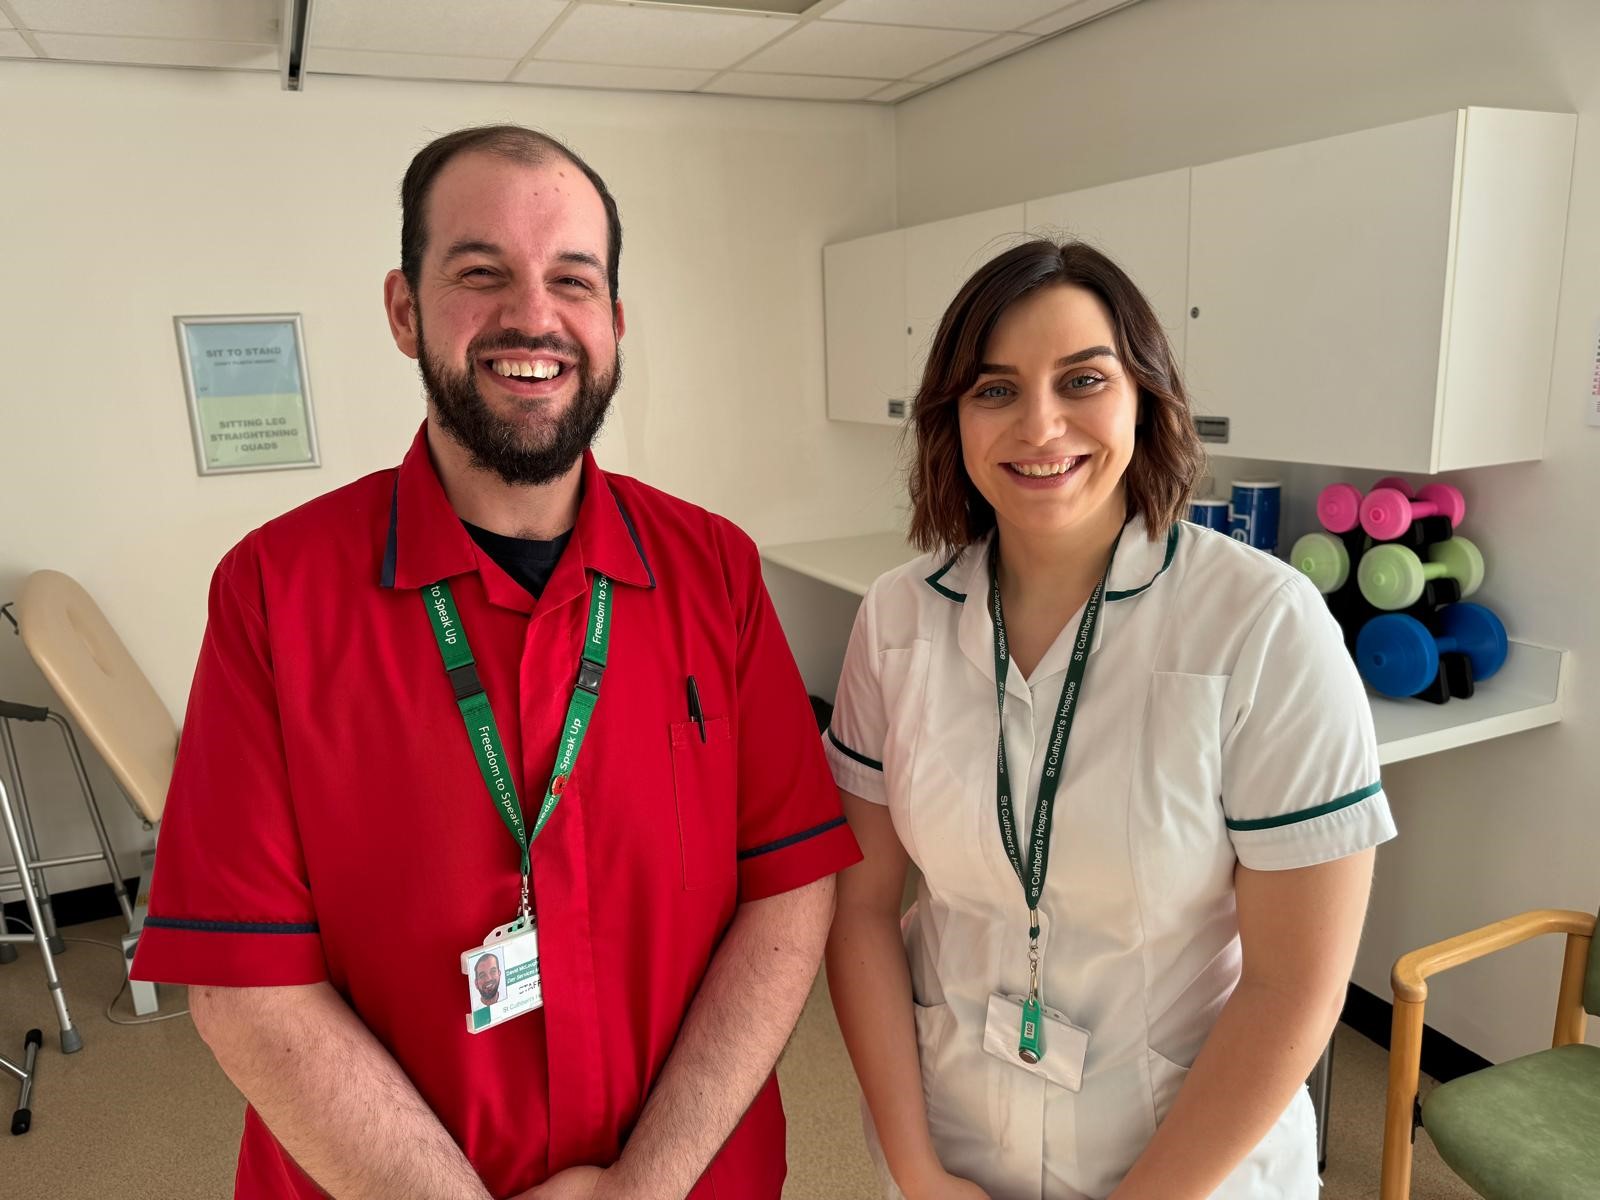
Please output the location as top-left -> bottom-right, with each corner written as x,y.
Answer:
957,283 -> 1138,543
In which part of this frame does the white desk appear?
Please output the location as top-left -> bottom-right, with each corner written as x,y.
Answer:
760,531 -> 914,597
760,531 -> 1566,767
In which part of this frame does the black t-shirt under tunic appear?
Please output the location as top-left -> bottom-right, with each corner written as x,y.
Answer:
462,521 -> 572,598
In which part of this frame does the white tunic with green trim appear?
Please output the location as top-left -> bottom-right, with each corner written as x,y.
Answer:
824,517 -> 1396,1200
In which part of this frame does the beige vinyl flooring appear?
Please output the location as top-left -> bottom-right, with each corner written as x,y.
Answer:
1,916 -> 1477,1199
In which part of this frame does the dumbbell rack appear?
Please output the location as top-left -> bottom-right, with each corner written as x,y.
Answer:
1291,478 -> 1498,705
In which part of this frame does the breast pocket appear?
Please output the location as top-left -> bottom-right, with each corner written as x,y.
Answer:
669,716 -> 737,892
1133,672 -> 1232,907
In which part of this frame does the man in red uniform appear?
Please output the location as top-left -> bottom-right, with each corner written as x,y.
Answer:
132,125 -> 860,1200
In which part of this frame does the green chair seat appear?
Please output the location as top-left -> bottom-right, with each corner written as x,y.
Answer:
1422,1043 -> 1600,1200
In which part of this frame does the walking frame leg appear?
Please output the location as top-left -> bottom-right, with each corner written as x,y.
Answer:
0,720 -> 63,954
0,777 -> 81,1053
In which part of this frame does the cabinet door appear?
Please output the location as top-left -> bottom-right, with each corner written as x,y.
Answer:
1025,169 -> 1191,363
904,204 -> 1025,393
1434,108 -> 1575,470
1186,111 -> 1460,471
824,228 -> 907,426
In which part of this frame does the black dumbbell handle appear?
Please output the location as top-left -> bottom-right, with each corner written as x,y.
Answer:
1390,513 -> 1455,550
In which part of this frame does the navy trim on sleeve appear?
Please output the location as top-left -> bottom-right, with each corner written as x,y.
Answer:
738,816 -> 847,861
827,728 -> 883,772
143,916 -> 320,935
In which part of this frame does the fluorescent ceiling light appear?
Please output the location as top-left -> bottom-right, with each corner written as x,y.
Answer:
626,0 -> 819,14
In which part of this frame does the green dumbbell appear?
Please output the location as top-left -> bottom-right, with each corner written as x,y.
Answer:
1290,532 -> 1352,594
1357,538 -> 1485,611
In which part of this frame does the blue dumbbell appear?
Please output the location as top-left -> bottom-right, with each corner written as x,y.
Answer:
1356,603 -> 1509,699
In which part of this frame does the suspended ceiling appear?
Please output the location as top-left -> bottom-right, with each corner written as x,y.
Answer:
0,0 -> 1143,104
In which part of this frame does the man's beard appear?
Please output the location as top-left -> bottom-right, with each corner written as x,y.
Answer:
418,317 -> 620,487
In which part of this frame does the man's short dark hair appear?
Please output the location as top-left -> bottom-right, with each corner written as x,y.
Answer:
400,124 -> 622,299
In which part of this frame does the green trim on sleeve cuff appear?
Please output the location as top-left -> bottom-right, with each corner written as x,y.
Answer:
827,728 -> 883,772
1225,780 -> 1383,832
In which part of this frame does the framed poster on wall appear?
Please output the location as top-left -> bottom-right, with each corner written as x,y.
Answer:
175,313 -> 320,475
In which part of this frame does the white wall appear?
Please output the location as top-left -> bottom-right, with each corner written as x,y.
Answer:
895,0 -> 1600,1062
0,62 -> 901,894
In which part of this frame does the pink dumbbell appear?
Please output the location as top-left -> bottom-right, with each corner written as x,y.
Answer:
1317,477 -> 1414,534
1359,483 -> 1466,540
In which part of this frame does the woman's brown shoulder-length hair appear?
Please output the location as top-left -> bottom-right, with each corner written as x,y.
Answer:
907,238 -> 1205,556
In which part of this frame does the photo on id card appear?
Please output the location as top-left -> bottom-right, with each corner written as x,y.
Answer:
462,919 -> 542,1033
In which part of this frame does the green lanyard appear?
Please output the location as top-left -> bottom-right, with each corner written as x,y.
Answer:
421,573 -> 612,921
989,533 -> 1118,1063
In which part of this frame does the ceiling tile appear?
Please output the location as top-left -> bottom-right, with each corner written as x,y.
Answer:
822,0 -> 1068,33
537,5 -> 794,71
10,0 -> 276,42
703,72 -> 889,101
0,31 -> 35,57
913,32 -> 1033,82
311,48 -> 514,83
1022,0 -> 1134,36
866,80 -> 924,103
310,0 -> 567,60
32,33 -> 277,70
515,60 -> 716,92
741,20 -> 986,77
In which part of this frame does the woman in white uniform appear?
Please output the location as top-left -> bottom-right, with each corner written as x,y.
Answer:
824,240 -> 1395,1200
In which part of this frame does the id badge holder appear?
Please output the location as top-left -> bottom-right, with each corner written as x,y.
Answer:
981,992 -> 1089,1092
460,915 -> 543,1033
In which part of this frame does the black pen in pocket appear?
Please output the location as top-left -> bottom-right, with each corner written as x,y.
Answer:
685,675 -> 707,743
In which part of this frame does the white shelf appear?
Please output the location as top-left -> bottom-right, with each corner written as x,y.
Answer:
760,531 -> 1567,765
1372,640 -> 1565,765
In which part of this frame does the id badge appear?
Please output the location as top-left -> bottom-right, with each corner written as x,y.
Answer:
981,992 -> 1089,1092
460,915 -> 543,1033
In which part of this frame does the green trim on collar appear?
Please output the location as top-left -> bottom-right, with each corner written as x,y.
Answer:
1225,781 -> 1384,832
1106,524 -> 1180,602
827,729 -> 883,772
924,555 -> 967,603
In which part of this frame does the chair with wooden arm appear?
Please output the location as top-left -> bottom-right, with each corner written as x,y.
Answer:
1380,906 -> 1600,1199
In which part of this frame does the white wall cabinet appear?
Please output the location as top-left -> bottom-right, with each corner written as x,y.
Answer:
903,204 -> 1024,396
825,108 -> 1575,475
824,205 -> 1022,426
1024,168 -> 1191,363
1185,107 -> 1575,471
823,228 -> 906,425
